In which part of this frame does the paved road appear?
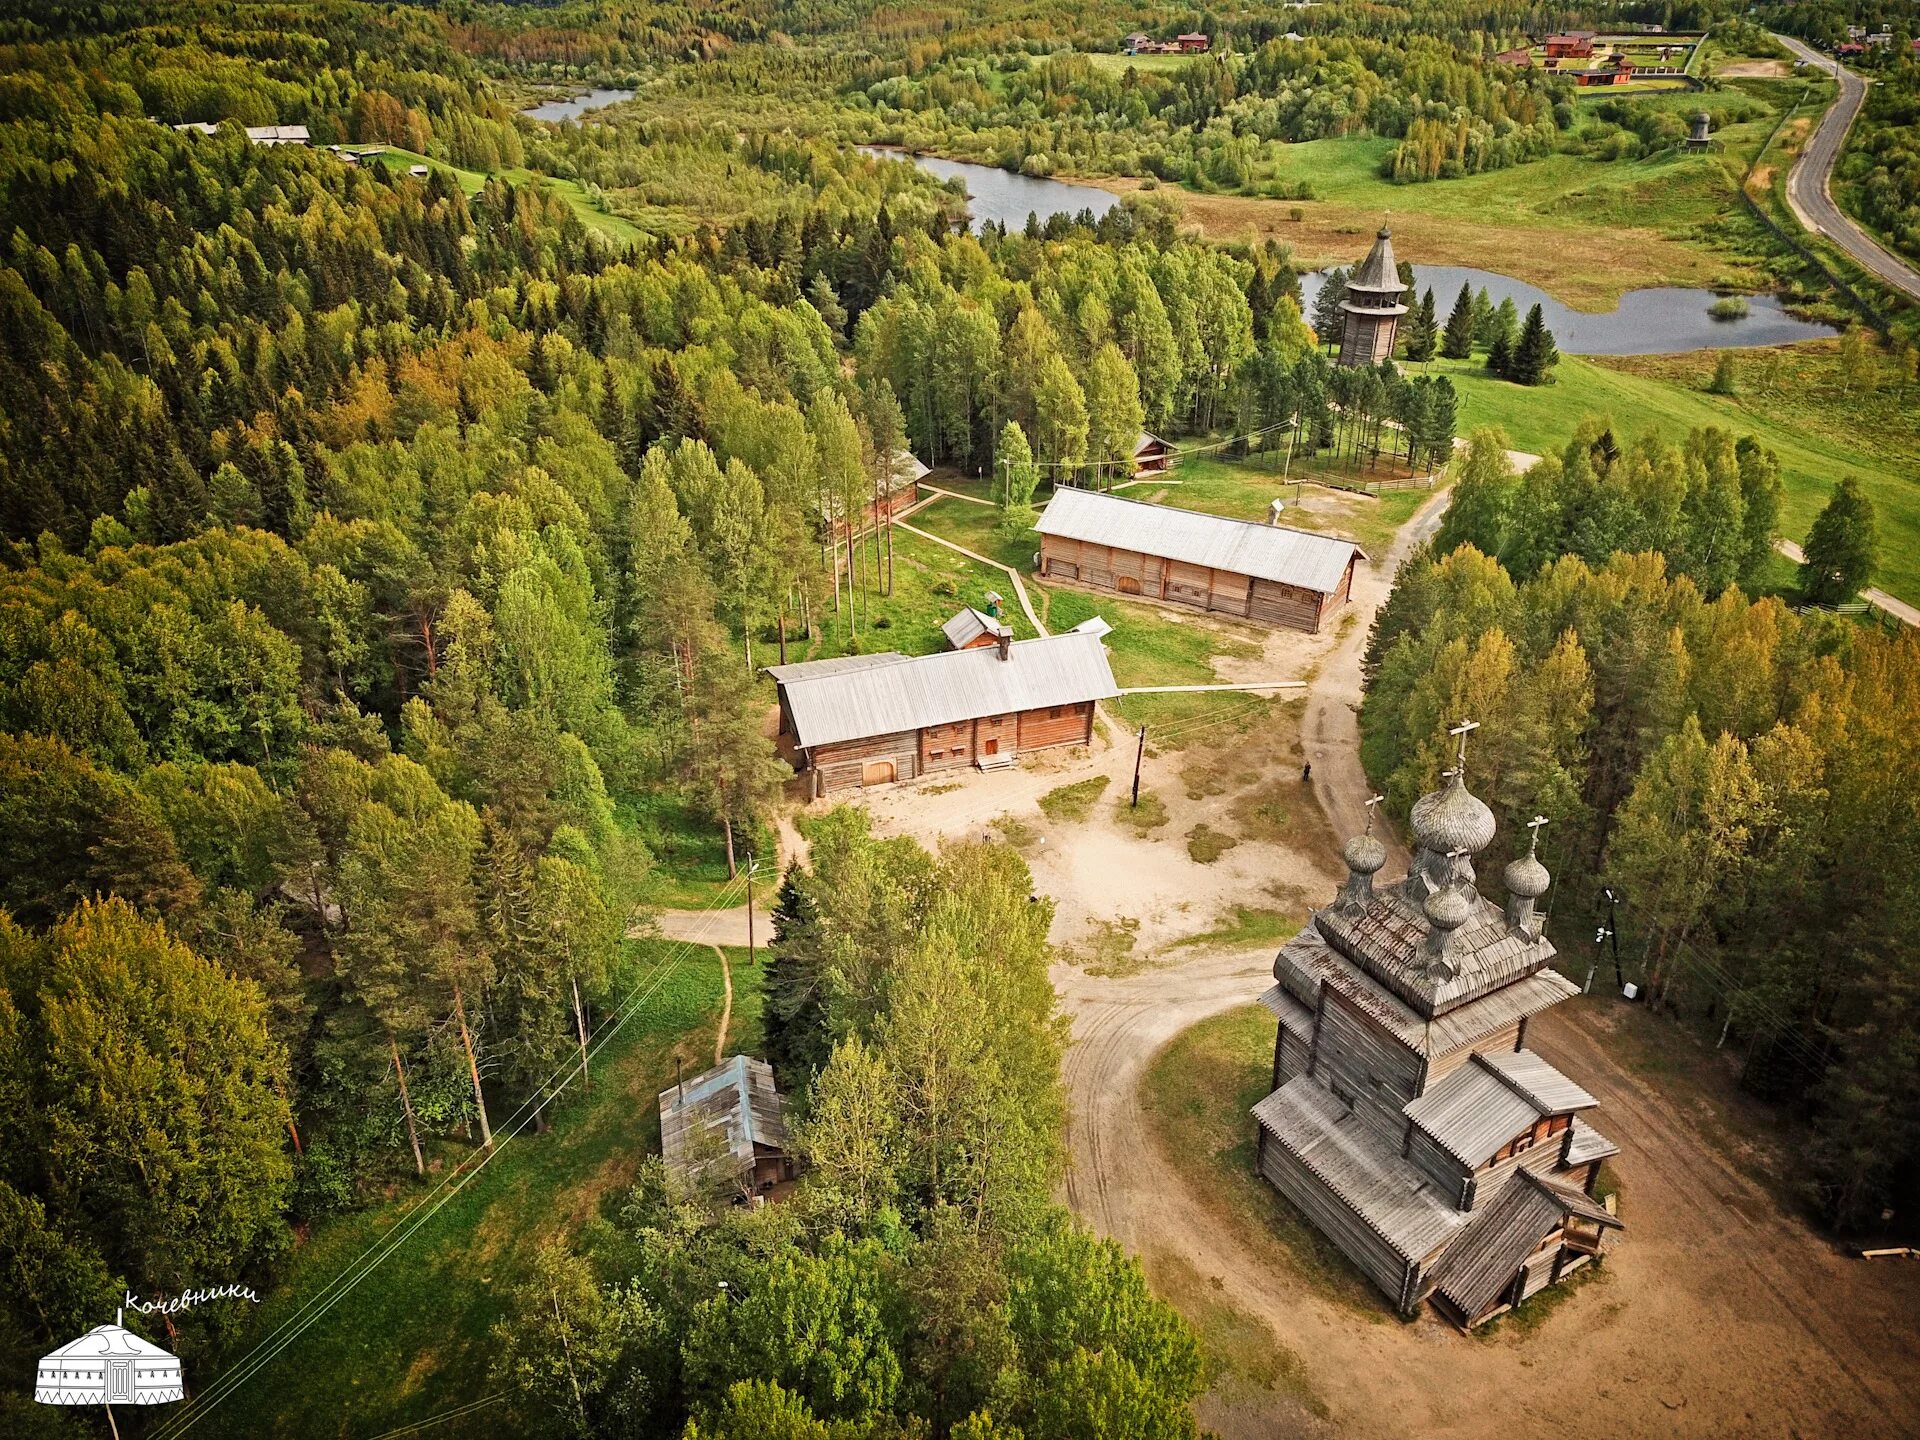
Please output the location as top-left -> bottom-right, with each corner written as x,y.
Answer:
1773,538 -> 1918,627
1773,33 -> 1920,304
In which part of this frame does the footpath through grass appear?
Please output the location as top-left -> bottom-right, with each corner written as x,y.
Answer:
193,940 -> 757,1440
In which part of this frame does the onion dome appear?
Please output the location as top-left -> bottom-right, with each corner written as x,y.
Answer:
1504,850 -> 1551,899
1423,882 -> 1472,935
1343,832 -> 1388,876
1410,771 -> 1496,857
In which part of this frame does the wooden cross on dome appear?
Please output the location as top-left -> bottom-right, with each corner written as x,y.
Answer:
1447,719 -> 1480,777
1525,813 -> 1549,855
1363,793 -> 1384,834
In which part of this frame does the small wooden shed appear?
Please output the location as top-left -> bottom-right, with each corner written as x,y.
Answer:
659,1055 -> 797,1199
1132,431 -> 1175,478
1036,488 -> 1364,632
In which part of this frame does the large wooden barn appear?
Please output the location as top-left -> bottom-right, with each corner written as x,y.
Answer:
1035,488 -> 1364,633
769,626 -> 1117,794
1252,731 -> 1624,1329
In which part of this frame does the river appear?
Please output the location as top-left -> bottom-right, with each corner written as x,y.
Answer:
858,147 -> 1119,232
869,150 -> 1835,354
1300,264 -> 1836,356
520,88 -> 635,123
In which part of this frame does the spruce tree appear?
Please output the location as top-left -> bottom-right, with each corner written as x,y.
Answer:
1440,282 -> 1475,359
1487,331 -> 1514,380
1403,288 -> 1438,362
1798,477 -> 1879,605
1511,303 -> 1558,386
1311,267 -> 1348,347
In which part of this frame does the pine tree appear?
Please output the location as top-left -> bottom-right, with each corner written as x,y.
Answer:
1487,331 -> 1513,380
1798,477 -> 1879,605
1510,303 -> 1558,386
1440,282 -> 1475,359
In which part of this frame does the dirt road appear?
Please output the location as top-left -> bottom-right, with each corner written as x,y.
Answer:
1773,33 -> 1920,305
1048,481 -> 1919,1437
1300,485 -> 1450,866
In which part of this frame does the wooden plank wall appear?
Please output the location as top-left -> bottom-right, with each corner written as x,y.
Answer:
1312,989 -> 1424,1148
1465,1133 -> 1584,1212
811,730 -> 920,793
1040,535 -> 1342,632
1016,702 -> 1094,750
1424,1020 -> 1524,1085
1258,1136 -> 1415,1307
1404,1124 -> 1473,1205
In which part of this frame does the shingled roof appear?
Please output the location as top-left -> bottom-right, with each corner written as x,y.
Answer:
1037,488 -> 1364,594
1345,224 -> 1406,298
1429,1170 -> 1620,1319
771,630 -> 1117,749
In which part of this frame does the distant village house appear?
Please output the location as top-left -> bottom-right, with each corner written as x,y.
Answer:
1036,488 -> 1364,633
768,626 -> 1117,793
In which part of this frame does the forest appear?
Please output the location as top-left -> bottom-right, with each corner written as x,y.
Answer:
0,0 -> 1916,1434
1361,425 -> 1918,1231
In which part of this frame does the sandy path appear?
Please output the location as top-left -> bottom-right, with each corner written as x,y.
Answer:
1300,485 -> 1450,865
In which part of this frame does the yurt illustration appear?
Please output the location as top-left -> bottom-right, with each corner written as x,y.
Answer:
36,1311 -> 184,1408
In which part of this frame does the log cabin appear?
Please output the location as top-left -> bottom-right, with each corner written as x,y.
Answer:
940,605 -> 1011,651
1132,430 -> 1174,478
1252,729 -> 1623,1328
1035,487 -> 1364,633
768,628 -> 1117,795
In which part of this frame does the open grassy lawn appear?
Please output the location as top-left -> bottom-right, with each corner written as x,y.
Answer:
1427,347 -> 1920,604
1039,584 -> 1274,739
193,941 -> 758,1440
799,523 -> 1035,662
619,792 -> 773,909
1091,70 -> 1827,310
1083,50 -> 1197,77
1142,1005 -> 1384,1316
369,148 -> 646,244
911,494 -> 1037,572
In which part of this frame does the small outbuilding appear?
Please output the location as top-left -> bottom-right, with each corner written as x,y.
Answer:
1177,32 -> 1211,52
659,1055 -> 797,1200
941,606 -> 1011,651
37,1319 -> 184,1407
1036,487 -> 1364,632
1132,430 -> 1175,478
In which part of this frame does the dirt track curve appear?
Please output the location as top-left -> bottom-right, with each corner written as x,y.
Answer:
1056,487 -> 1920,1438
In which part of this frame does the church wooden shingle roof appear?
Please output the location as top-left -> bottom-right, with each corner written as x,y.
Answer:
1255,1078 -> 1467,1262
1429,1169 -> 1621,1319
1317,882 -> 1556,1019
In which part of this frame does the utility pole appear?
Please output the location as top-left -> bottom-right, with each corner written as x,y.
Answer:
1607,887 -> 1624,990
745,852 -> 757,959
1131,724 -> 1147,808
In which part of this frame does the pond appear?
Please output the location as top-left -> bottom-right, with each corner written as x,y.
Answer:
1299,264 -> 1836,356
859,148 -> 1119,232
520,88 -> 635,123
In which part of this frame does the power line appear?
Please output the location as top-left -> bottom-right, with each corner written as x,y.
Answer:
361,1393 -> 507,1439
150,877 -> 750,1439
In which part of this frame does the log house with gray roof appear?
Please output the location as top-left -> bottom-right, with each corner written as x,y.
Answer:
767,629 -> 1117,794
1253,725 -> 1622,1328
1035,488 -> 1363,633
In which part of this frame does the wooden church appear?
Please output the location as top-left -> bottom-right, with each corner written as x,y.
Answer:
1253,723 -> 1622,1328
1337,224 -> 1409,367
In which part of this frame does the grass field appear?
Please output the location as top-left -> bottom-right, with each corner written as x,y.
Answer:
193,940 -> 757,1439
368,148 -> 647,244
1142,1005 -> 1383,1315
1421,347 -> 1920,603
1161,453 -> 1432,555
1095,79 -> 1808,309
798,522 -> 1036,661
